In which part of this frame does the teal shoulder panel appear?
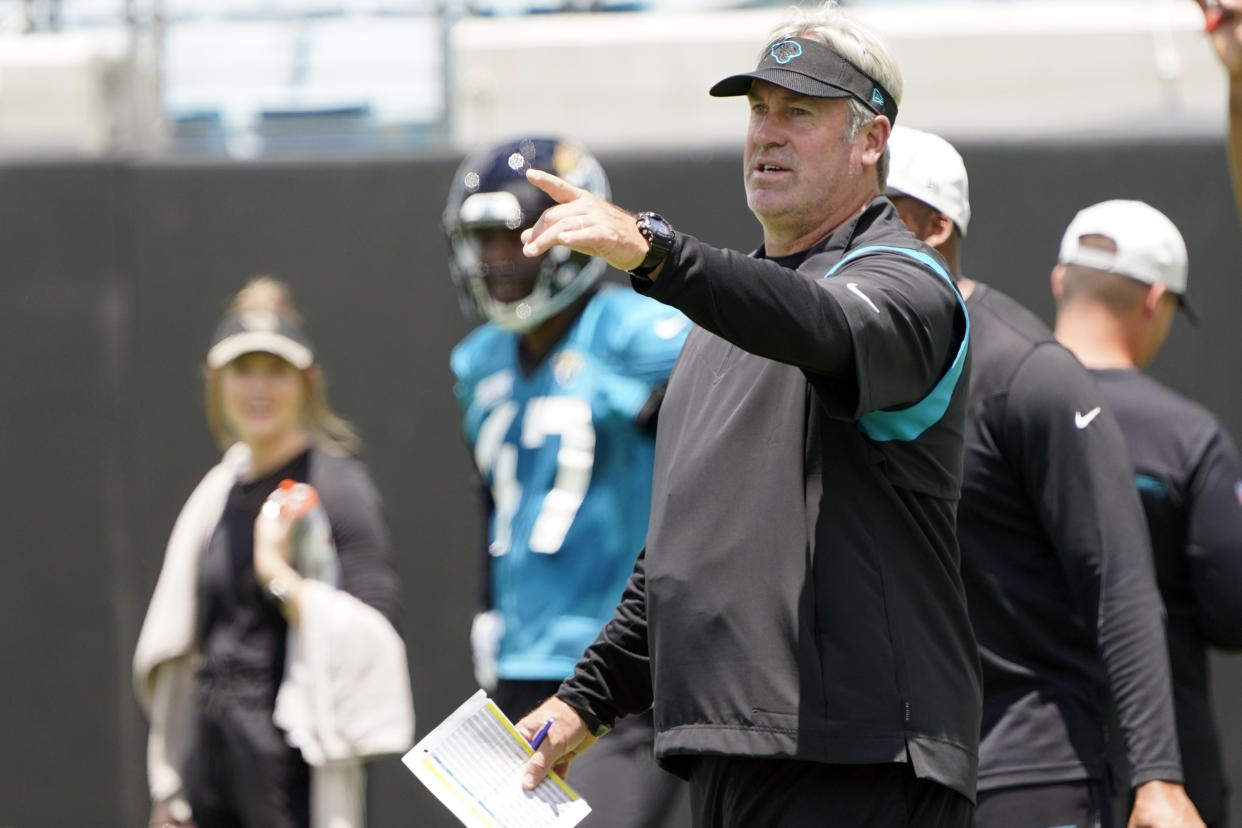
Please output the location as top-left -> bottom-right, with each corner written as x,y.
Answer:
822,245 -> 970,442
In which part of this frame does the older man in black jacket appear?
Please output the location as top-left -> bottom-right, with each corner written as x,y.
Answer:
511,4 -> 980,826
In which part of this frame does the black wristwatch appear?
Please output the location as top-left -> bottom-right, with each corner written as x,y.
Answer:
630,212 -> 675,279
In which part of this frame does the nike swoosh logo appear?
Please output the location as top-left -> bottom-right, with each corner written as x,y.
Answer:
846,282 -> 880,313
654,315 -> 690,339
1075,406 -> 1101,429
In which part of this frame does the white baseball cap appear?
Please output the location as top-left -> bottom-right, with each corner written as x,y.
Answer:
884,125 -> 971,237
1057,199 -> 1194,320
207,307 -> 316,370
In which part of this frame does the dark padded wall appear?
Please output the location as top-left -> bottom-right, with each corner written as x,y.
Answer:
0,138 -> 1239,827
0,161 -> 141,826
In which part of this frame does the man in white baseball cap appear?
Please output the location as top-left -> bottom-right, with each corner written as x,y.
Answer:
888,128 -> 1204,828
1054,200 -> 1242,828
1056,199 -> 1196,327
885,126 -> 970,241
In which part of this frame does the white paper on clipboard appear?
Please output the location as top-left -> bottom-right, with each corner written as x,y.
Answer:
402,689 -> 592,828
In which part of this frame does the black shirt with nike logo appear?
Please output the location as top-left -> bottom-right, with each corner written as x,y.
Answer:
958,283 -> 1182,793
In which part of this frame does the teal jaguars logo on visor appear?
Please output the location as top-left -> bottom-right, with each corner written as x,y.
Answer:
770,40 -> 803,64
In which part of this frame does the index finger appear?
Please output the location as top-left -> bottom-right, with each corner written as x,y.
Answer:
521,743 -> 554,790
526,168 -> 588,205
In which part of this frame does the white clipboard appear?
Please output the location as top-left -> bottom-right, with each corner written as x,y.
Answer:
403,689 -> 592,828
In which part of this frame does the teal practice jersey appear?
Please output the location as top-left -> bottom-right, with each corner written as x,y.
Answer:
451,285 -> 690,680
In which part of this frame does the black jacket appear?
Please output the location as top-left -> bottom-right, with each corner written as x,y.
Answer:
558,198 -> 982,801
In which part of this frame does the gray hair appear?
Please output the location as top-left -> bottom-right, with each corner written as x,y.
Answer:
764,1 -> 902,187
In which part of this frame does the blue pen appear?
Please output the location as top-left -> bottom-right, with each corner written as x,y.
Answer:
530,716 -> 555,750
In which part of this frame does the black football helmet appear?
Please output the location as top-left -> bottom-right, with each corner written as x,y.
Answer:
444,136 -> 610,331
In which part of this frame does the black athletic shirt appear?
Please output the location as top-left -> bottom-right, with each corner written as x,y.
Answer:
559,198 -> 983,801
1093,367 -> 1242,825
196,446 -> 401,701
956,283 -> 1181,793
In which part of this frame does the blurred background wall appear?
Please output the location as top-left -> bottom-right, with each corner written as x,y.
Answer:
0,1 -> 1239,826
0,0 -> 1227,157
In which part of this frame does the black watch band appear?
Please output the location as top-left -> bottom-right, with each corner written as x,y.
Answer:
630,212 -> 674,279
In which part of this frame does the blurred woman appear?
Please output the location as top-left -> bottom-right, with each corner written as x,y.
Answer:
133,276 -> 413,828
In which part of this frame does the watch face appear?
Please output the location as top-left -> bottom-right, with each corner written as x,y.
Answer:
639,213 -> 673,248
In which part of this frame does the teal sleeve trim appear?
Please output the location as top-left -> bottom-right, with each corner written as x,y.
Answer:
822,245 -> 970,442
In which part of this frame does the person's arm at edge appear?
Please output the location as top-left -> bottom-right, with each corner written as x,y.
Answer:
1204,0 -> 1242,226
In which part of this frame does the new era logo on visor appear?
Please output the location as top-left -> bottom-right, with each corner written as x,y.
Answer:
770,40 -> 802,64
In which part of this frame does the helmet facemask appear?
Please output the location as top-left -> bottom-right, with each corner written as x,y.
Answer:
444,137 -> 610,333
